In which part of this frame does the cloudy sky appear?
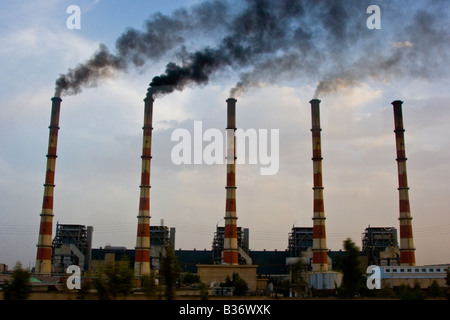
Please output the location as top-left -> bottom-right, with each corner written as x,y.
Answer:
0,0 -> 449,269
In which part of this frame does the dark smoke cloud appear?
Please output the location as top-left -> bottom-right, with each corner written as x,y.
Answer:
55,44 -> 121,97
54,0 -> 450,100
54,0 -> 229,97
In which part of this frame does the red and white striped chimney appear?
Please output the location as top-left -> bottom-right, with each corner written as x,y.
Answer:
134,95 -> 153,276
35,97 -> 62,275
223,98 -> 238,265
310,99 -> 328,272
392,100 -> 416,266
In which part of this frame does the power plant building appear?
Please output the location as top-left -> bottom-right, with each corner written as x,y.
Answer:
361,227 -> 399,266
52,223 -> 93,273
31,92 -> 448,294
212,226 -> 250,265
288,227 -> 313,257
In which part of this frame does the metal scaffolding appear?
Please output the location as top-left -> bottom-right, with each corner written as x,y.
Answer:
51,223 -> 93,273
361,226 -> 399,266
212,226 -> 249,264
288,227 -> 313,257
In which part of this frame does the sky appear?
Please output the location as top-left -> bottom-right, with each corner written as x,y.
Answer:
0,0 -> 449,269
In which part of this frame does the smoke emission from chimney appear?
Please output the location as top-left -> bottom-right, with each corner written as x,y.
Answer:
54,0 -> 449,99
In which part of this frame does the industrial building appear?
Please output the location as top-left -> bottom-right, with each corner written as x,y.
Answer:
89,225 -> 174,273
212,226 -> 250,265
288,227 -> 313,257
32,94 -> 449,294
90,245 -> 135,273
379,265 -> 449,288
51,223 -> 93,273
41,220 -> 448,293
362,227 -> 399,266
149,224 -> 176,270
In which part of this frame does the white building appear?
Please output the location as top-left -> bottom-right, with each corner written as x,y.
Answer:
379,264 -> 449,288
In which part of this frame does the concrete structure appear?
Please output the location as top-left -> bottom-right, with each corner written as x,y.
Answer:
90,246 -> 135,272
309,99 -> 328,272
287,247 -> 333,271
35,97 -> 62,275
392,100 -> 416,266
90,224 -> 174,274
378,265 -> 449,288
134,94 -> 154,277
177,249 -> 289,278
223,98 -> 239,265
212,226 -> 250,265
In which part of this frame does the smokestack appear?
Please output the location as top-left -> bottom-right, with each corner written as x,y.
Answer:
223,98 -> 238,265
134,95 -> 154,277
392,100 -> 416,266
310,99 -> 328,272
35,97 -> 62,275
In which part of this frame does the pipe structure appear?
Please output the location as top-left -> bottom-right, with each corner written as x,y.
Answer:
310,99 -> 328,272
392,100 -> 416,266
35,97 -> 62,275
134,95 -> 154,277
223,98 -> 238,265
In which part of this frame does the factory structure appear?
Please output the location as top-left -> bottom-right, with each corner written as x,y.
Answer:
29,94 -> 449,294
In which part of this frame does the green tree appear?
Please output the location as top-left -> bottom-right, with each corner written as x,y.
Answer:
223,272 -> 248,296
141,272 -> 157,298
160,245 -> 180,300
337,238 -> 364,298
398,282 -> 425,300
112,255 -> 134,296
93,255 -> 134,300
198,282 -> 209,300
182,272 -> 200,284
93,267 -> 110,300
3,262 -> 31,300
290,258 -> 308,297
428,280 -> 442,298
445,269 -> 450,300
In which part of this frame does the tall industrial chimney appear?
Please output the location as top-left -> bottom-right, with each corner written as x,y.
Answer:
223,98 -> 238,265
392,100 -> 416,266
134,95 -> 153,277
35,97 -> 62,275
310,99 -> 328,272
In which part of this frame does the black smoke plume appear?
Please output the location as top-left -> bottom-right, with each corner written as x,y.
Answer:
54,0 -> 449,99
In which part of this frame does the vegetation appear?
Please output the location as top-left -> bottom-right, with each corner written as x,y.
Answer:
160,245 -> 181,300
427,280 -> 443,298
336,238 -> 364,298
398,282 -> 426,300
222,272 -> 248,296
289,258 -> 308,297
93,255 -> 134,299
446,269 -> 450,299
198,282 -> 209,300
141,272 -> 157,298
3,262 -> 31,300
181,272 -> 200,284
